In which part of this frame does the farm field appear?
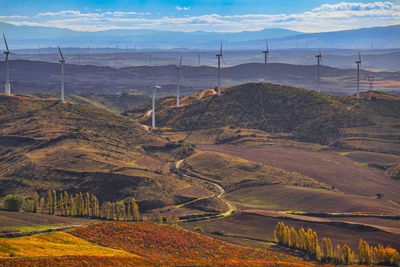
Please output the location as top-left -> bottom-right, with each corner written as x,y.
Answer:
0,221 -> 313,266
196,144 -> 400,202
182,213 -> 400,252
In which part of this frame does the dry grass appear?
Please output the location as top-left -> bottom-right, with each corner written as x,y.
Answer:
0,232 -> 137,258
184,151 -> 333,192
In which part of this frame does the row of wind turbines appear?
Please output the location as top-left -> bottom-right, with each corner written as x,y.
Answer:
3,34 -> 365,128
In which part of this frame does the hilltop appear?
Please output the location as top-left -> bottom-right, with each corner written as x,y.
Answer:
128,83 -> 400,151
0,94 -> 194,210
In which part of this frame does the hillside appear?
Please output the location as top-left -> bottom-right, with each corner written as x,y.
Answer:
0,94 -> 193,210
2,60 -> 400,97
0,221 -> 311,266
129,83 -> 400,150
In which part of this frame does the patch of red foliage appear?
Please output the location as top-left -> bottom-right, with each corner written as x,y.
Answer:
0,255 -> 154,267
68,221 -> 312,265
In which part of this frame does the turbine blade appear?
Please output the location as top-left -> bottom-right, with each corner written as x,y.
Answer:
266,39 -> 269,52
179,57 -> 182,67
359,52 -> 361,62
3,34 -> 9,52
180,69 -> 185,83
221,55 -> 225,65
220,42 -> 222,55
149,67 -> 156,85
58,46 -> 65,61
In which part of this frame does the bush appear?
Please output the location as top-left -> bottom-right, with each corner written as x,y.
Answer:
3,195 -> 25,211
23,199 -> 34,212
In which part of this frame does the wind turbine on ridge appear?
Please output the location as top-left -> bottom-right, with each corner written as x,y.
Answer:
3,34 -> 15,95
216,42 -> 224,95
176,57 -> 184,107
149,67 -> 161,128
355,52 -> 362,99
262,40 -> 269,82
58,46 -> 65,101
316,50 -> 322,93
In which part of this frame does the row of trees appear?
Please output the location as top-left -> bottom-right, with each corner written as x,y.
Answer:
274,222 -> 400,265
32,190 -> 140,221
359,238 -> 399,265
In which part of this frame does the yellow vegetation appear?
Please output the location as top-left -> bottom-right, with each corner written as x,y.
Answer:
0,232 -> 137,258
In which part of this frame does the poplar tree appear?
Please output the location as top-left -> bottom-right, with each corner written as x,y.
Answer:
52,190 -> 57,215
63,191 -> 69,216
33,192 -> 39,213
59,193 -> 64,216
40,197 -> 45,214
47,190 -> 53,214
132,197 -> 140,222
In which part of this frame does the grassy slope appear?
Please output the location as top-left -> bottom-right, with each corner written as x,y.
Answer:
33,92 -> 151,113
227,184 -> 400,214
129,84 -> 400,151
0,94 -> 188,209
129,83 -> 369,145
0,232 -> 137,258
183,151 -> 332,192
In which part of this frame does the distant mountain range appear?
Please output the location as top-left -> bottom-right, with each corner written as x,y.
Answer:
1,22 -> 399,49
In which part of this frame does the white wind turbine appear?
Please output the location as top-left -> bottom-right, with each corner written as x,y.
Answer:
149,68 -> 161,128
176,57 -> 184,107
355,52 -> 362,99
216,42 -> 224,95
58,46 -> 65,101
316,50 -> 322,93
262,40 -> 269,82
3,34 -> 15,95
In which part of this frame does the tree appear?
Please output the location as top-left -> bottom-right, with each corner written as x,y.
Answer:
132,197 -> 140,222
59,193 -> 64,216
3,195 -> 24,211
47,190 -> 53,214
40,197 -> 45,214
63,191 -> 69,216
343,244 -> 354,265
52,190 -> 57,215
33,192 -> 39,213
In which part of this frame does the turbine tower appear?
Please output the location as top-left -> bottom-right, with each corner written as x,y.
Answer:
3,34 -> 15,95
216,42 -> 224,95
316,50 -> 322,93
355,52 -> 362,99
262,40 -> 269,82
148,68 -> 161,128
176,57 -> 184,107
58,46 -> 65,101
152,85 -> 161,128
367,76 -> 374,91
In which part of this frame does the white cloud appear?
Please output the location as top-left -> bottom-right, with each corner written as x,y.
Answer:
175,6 -> 190,11
1,2 -> 399,32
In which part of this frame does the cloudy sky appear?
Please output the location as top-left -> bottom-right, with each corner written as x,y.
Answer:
0,0 -> 399,32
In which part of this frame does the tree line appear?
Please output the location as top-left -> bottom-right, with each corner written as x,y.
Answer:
274,221 -> 400,266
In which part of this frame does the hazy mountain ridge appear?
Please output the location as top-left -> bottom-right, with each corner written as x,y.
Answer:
1,22 -> 399,49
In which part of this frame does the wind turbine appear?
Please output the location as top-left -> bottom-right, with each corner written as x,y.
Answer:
58,46 -> 65,101
216,42 -> 224,95
176,57 -> 184,107
316,50 -> 322,93
3,34 -> 15,95
149,68 -> 161,128
262,40 -> 269,82
367,76 -> 375,91
355,52 -> 362,99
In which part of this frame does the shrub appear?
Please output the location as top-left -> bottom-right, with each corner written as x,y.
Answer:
3,195 -> 25,211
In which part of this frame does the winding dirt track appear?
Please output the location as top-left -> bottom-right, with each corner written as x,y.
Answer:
175,159 -> 235,219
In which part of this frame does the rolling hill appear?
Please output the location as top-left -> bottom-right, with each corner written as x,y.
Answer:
2,60 -> 400,97
0,94 -> 195,210
129,83 -> 400,150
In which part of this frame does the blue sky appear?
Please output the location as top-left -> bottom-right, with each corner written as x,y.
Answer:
0,0 -> 399,32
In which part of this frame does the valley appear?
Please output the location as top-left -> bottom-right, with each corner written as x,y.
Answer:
1,81 -> 400,265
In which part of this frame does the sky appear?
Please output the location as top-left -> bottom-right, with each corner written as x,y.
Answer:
0,0 -> 399,32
